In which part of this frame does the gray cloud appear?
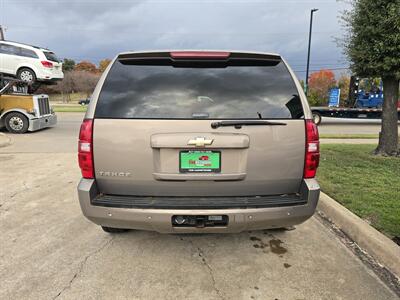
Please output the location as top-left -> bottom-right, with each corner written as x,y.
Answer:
1,0 -> 350,79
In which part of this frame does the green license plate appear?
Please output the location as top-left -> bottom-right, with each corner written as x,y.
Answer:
179,150 -> 221,173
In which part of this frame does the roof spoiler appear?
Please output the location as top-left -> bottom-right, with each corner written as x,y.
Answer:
117,51 -> 281,63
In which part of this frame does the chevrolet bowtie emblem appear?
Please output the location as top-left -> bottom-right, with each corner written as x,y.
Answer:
187,137 -> 214,147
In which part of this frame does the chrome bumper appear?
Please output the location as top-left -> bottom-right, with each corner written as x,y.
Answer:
77,179 -> 320,233
28,113 -> 57,131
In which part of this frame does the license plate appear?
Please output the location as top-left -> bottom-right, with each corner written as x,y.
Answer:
179,150 -> 221,173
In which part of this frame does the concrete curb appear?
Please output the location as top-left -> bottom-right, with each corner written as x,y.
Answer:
0,133 -> 11,148
317,192 -> 400,279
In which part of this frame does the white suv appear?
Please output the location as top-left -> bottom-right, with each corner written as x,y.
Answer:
0,40 -> 64,84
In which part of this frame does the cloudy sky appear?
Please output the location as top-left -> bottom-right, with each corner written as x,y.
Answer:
0,0 -> 351,80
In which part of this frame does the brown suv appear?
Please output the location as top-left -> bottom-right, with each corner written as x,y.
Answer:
77,51 -> 320,233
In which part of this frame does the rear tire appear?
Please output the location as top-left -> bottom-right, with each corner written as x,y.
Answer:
312,111 -> 322,125
4,112 -> 29,133
101,226 -> 129,233
17,68 -> 36,84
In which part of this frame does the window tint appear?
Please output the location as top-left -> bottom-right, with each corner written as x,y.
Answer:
20,47 -> 39,58
43,51 -> 59,62
0,44 -> 19,55
95,59 -> 303,119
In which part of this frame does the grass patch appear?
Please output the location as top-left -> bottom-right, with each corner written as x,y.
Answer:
320,134 -> 379,139
318,144 -> 400,238
53,105 -> 87,112
49,92 -> 87,103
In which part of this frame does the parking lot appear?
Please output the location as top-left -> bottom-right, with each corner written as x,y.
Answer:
0,113 -> 398,299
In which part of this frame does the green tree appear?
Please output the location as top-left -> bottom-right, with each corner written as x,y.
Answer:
299,79 -> 305,90
341,0 -> 400,156
62,58 -> 75,72
337,74 -> 350,104
359,78 -> 381,92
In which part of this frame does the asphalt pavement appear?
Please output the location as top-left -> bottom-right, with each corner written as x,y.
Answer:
0,113 -> 398,299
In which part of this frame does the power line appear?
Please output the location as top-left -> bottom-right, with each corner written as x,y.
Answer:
289,62 -> 349,67
293,67 -> 350,73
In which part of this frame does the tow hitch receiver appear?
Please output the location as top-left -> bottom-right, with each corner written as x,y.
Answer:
172,215 -> 228,228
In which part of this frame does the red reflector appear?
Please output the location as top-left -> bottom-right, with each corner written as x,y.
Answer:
41,60 -> 53,68
304,119 -> 320,179
78,119 -> 94,179
170,51 -> 230,59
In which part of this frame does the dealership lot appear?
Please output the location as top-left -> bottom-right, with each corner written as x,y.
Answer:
0,114 -> 398,299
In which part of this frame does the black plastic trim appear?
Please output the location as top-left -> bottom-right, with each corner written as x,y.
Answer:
91,194 -> 306,210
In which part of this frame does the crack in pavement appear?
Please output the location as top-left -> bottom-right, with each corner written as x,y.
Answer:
52,236 -> 115,300
180,237 -> 225,300
0,182 -> 30,213
197,246 -> 226,300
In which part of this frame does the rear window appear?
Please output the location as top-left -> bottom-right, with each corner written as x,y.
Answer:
95,58 -> 303,119
43,51 -> 60,62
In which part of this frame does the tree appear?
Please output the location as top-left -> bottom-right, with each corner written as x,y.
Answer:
74,61 -> 97,73
51,70 -> 100,102
72,71 -> 100,97
62,58 -> 75,72
52,71 -> 75,103
308,69 -> 336,106
341,0 -> 400,156
299,79 -> 305,91
337,74 -> 350,104
98,59 -> 111,73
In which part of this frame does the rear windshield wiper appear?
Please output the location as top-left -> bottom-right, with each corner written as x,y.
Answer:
211,120 -> 287,129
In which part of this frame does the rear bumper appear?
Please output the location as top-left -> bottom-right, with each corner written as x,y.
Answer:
77,179 -> 320,233
37,69 -> 64,81
28,113 -> 57,131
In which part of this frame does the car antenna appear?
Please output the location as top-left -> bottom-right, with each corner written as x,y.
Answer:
257,112 -> 263,119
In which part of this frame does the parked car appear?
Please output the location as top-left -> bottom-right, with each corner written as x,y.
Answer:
77,50 -> 320,234
78,98 -> 90,106
0,40 -> 64,84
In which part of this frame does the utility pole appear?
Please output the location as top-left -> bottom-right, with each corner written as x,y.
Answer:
0,25 -> 4,40
305,8 -> 318,96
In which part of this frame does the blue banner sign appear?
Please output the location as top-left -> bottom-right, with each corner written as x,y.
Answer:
328,88 -> 341,107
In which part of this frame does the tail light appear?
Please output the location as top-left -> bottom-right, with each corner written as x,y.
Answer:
78,119 -> 94,179
304,119 -> 320,178
41,61 -> 53,68
170,51 -> 230,59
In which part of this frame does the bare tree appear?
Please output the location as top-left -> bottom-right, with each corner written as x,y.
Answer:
72,71 -> 100,97
52,71 -> 75,103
